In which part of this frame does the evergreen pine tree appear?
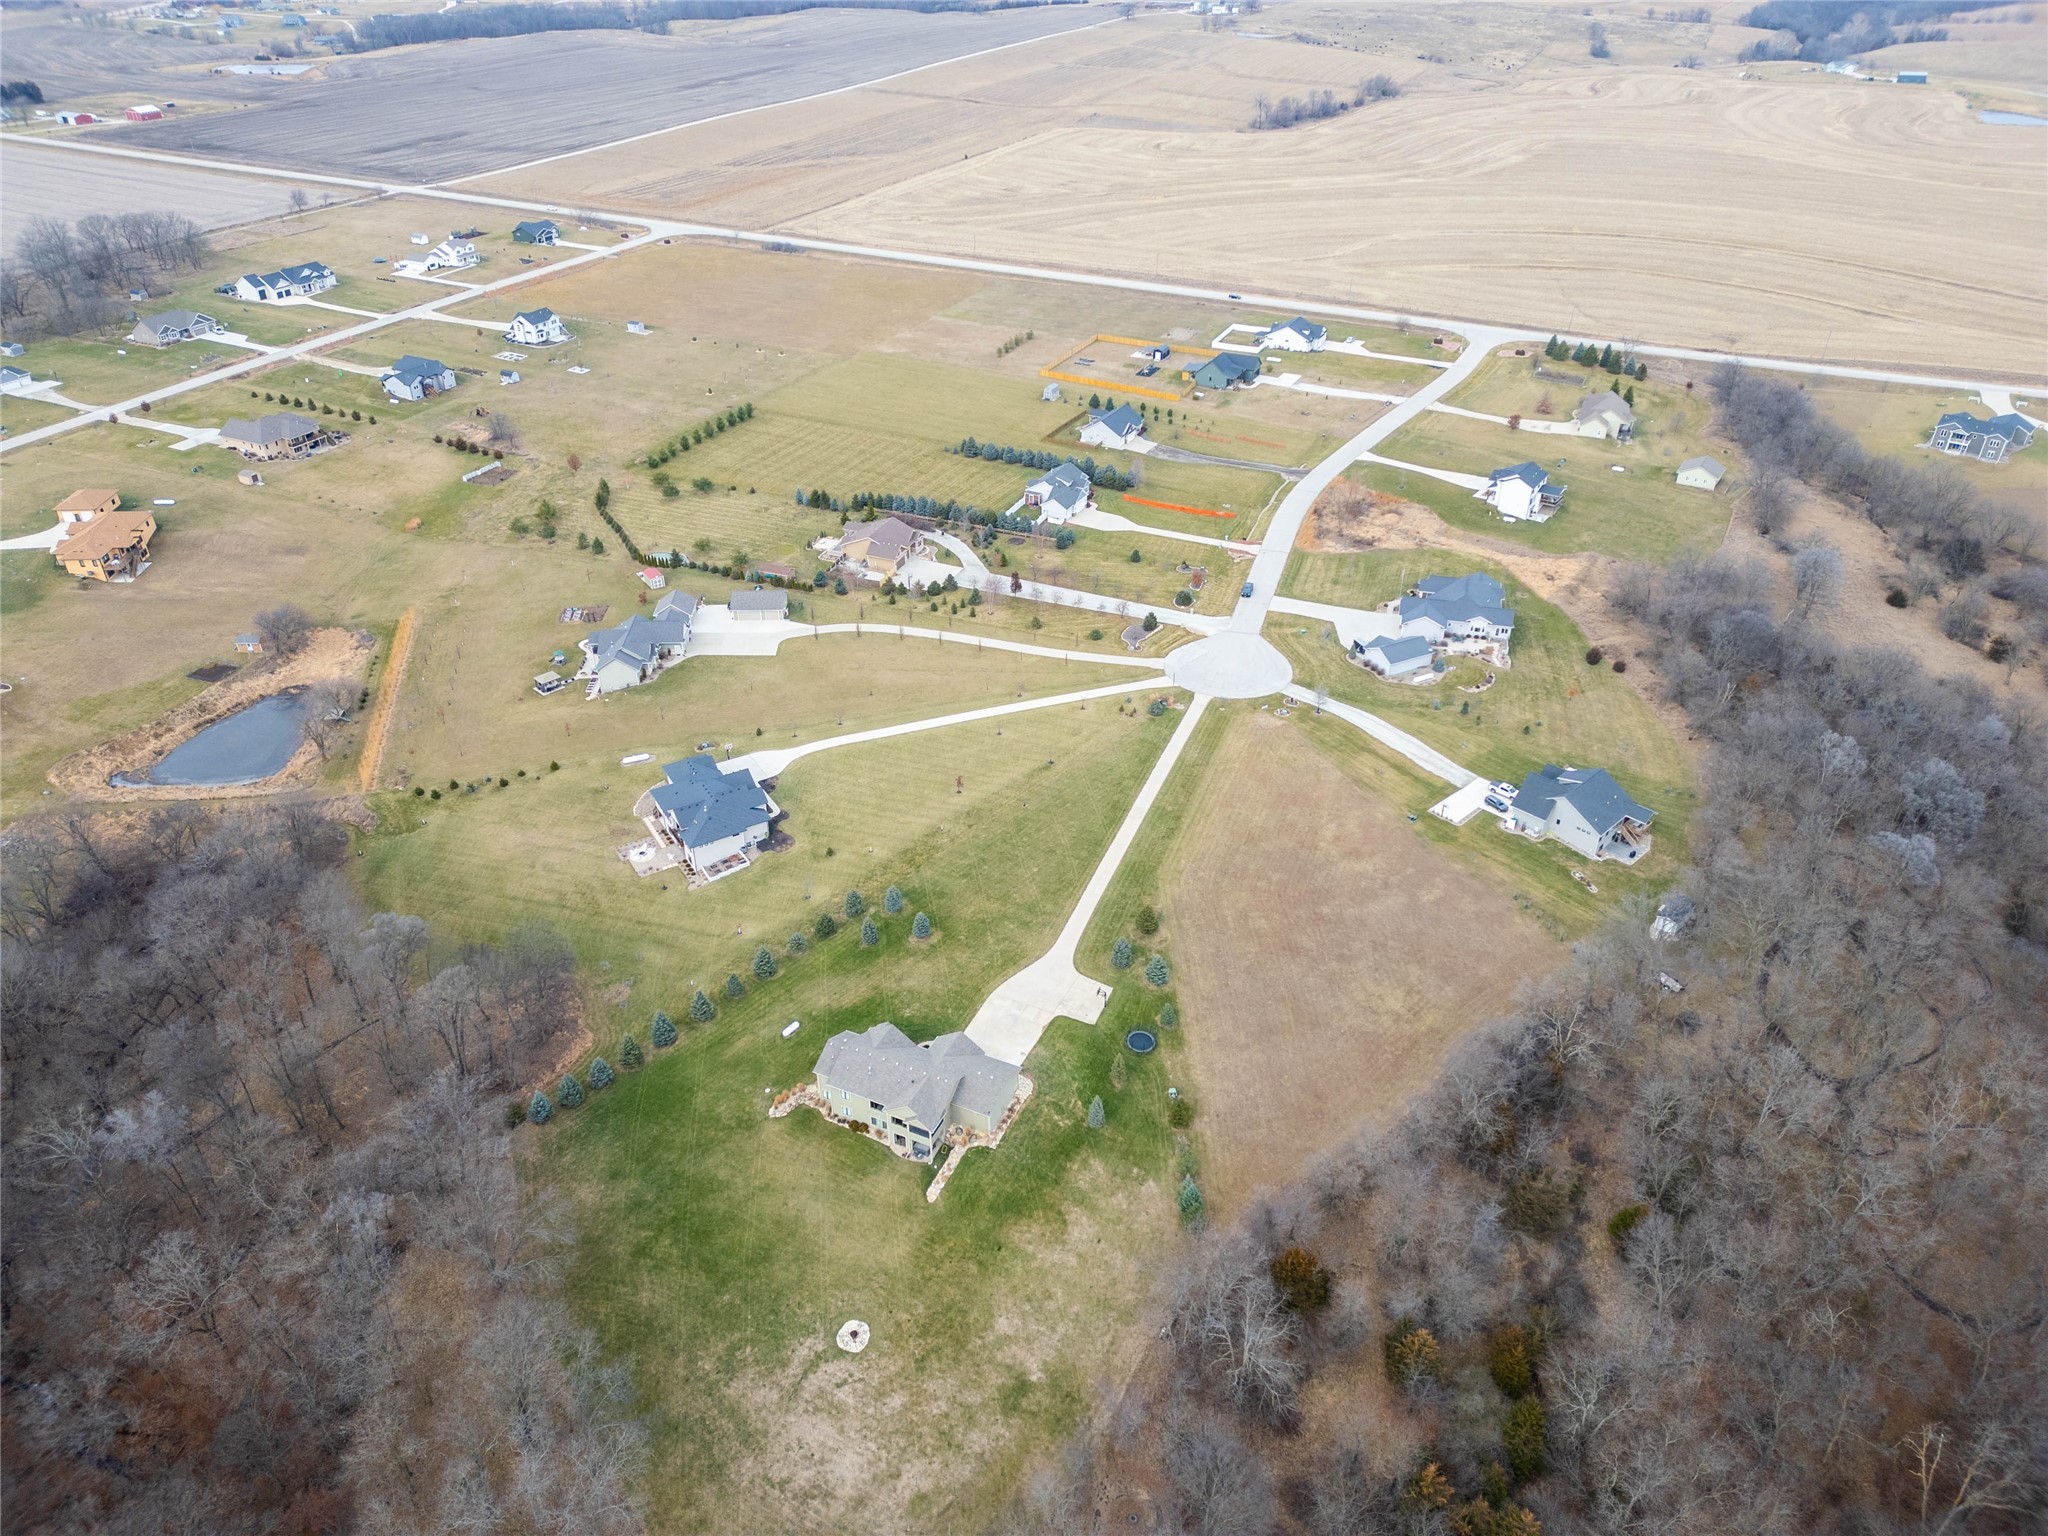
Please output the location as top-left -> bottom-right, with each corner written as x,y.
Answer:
1159,1001 -> 1180,1029
1178,1175 -> 1203,1220
1110,1052 -> 1127,1091
587,1057 -> 614,1090
559,1073 -> 585,1107
911,911 -> 932,940
860,916 -> 879,947
1112,937 -> 1135,970
651,1011 -> 676,1048
753,946 -> 778,979
814,912 -> 839,940
528,1089 -> 554,1124
788,931 -> 809,955
883,885 -> 904,915
689,990 -> 715,1024
724,973 -> 745,1000
843,889 -> 865,918
1635,360 -> 1648,380
1145,955 -> 1171,987
1136,904 -> 1161,936
1623,385 -> 1635,406
1087,1096 -> 1105,1130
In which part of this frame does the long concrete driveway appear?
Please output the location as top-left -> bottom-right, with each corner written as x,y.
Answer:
928,530 -> 1224,634
1284,684 -> 1475,788
1229,324 -> 1509,635
724,676 -> 1163,782
965,694 -> 1212,1065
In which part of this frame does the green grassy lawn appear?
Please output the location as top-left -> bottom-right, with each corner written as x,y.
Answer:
1245,317 -> 1454,362
1261,350 -> 1437,394
1272,549 -> 1694,792
0,394 -> 80,435
1287,709 -> 1673,941
360,700 -> 1188,1531
1358,407 -> 1734,563
8,335 -> 246,406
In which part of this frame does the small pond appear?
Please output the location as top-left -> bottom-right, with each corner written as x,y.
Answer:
1125,1029 -> 1158,1055
1979,109 -> 2048,126
115,689 -> 312,787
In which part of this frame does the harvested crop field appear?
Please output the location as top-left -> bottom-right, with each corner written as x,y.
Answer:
485,8 -> 2048,376
1162,711 -> 1559,1213
0,140 -> 327,246
108,7 -> 1107,183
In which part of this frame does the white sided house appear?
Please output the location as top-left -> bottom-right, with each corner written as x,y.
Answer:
1572,390 -> 1635,441
1023,461 -> 1094,525
379,354 -> 458,401
576,590 -> 697,696
1078,403 -> 1148,451
394,238 -> 478,277
1396,572 -> 1516,659
504,307 -> 571,347
812,1023 -> 1021,1163
1507,763 -> 1655,864
1261,315 -> 1328,352
1478,462 -> 1564,523
232,261 -> 336,302
645,753 -> 776,878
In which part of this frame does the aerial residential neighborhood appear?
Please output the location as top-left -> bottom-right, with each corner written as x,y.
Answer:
1,3 -> 2041,1534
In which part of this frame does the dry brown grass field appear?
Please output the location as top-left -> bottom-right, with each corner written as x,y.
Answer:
1157,710 -> 1560,1214
477,5 -> 2047,377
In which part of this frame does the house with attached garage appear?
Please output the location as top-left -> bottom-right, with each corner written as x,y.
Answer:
1186,352 -> 1261,390
838,516 -> 923,580
54,508 -> 155,582
576,590 -> 697,696
1024,461 -> 1095,525
1572,390 -> 1635,441
231,261 -> 336,302
1676,455 -> 1725,490
511,220 -> 560,245
1397,571 -> 1517,659
1477,461 -> 1564,523
55,488 -> 121,525
645,753 -> 777,879
1261,316 -> 1327,352
1079,403 -> 1148,451
504,307 -> 571,347
127,309 -> 226,348
1507,763 -> 1655,864
379,354 -> 458,401
218,410 -> 343,461
0,366 -> 41,394
812,1022 -> 1022,1163
1353,632 -> 1435,678
1925,411 -> 2035,464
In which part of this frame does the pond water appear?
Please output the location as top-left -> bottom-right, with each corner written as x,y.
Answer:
1979,110 -> 2048,126
115,690 -> 312,787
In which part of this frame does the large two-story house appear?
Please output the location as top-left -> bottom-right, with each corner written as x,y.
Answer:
577,590 -> 698,696
1507,764 -> 1655,863
812,1022 -> 1021,1163
1477,462 -> 1564,523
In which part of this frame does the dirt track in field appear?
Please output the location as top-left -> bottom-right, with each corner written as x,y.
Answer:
1162,710 -> 1560,1215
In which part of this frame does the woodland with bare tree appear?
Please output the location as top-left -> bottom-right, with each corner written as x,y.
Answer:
1005,535 -> 2046,1533
0,803 -> 643,1533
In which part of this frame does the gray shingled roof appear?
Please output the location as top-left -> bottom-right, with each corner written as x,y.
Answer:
221,410 -> 320,445
1574,390 -> 1635,426
1488,461 -> 1549,489
1679,455 -> 1726,478
648,755 -> 771,849
1362,633 -> 1434,664
1090,404 -> 1145,437
1033,461 -> 1093,513
1515,764 -> 1655,836
583,606 -> 690,672
814,1023 -> 1019,1134
729,587 -> 788,614
1272,315 -> 1327,342
852,515 -> 918,562
1415,572 -> 1506,608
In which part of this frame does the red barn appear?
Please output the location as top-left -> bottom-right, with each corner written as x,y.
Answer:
125,104 -> 164,121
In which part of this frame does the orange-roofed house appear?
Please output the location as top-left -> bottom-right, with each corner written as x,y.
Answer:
55,488 -> 121,525
55,509 -> 156,582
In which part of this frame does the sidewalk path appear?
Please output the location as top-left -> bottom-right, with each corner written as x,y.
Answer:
1268,595 -> 1400,651
1354,451 -> 1489,493
1426,401 -> 1589,436
1070,507 -> 1257,553
966,694 -> 1212,1065
681,613 -> 1172,669
1255,374 -> 1407,406
726,676 -> 1163,781
931,529 -> 1221,632
1284,683 -> 1474,788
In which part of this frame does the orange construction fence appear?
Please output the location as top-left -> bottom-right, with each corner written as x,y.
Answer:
1119,493 -> 1235,520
